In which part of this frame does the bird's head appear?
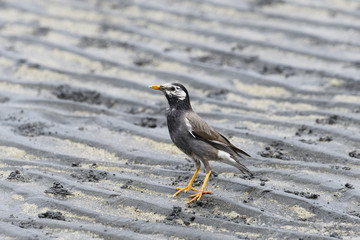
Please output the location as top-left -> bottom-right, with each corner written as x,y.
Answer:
150,83 -> 191,110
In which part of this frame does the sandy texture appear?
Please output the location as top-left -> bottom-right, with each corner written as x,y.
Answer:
0,0 -> 360,239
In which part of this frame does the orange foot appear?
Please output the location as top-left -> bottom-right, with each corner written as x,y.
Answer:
187,190 -> 212,204
173,186 -> 199,197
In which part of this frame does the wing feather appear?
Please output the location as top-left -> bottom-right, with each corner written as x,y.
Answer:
185,112 -> 251,158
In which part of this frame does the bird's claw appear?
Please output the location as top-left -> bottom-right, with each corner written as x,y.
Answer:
173,186 -> 199,197
187,190 -> 212,204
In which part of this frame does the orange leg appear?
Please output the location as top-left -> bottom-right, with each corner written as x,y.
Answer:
173,168 -> 200,197
188,171 -> 212,204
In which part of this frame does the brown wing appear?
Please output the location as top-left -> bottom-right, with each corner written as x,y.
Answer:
185,111 -> 251,158
185,111 -> 226,143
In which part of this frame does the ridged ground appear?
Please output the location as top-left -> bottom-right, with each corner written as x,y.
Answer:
0,0 -> 360,239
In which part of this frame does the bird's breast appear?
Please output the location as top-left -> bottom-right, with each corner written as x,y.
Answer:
166,111 -> 194,155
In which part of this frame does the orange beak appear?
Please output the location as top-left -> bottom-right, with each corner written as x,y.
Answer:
149,85 -> 162,90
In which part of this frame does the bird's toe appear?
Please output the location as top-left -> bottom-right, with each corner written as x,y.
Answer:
173,186 -> 199,197
187,190 -> 212,204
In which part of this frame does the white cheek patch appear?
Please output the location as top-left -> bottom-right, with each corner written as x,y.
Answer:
174,89 -> 186,100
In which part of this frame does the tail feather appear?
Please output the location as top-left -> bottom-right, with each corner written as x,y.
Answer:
233,158 -> 253,176
217,150 -> 253,176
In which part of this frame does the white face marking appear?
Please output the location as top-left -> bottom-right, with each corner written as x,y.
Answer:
162,83 -> 187,101
175,87 -> 186,100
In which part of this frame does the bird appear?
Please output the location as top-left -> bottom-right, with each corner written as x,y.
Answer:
150,83 -> 253,204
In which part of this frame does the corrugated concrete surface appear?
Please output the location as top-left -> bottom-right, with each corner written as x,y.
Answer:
0,0 -> 360,239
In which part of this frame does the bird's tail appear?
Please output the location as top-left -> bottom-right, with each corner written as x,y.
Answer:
229,154 -> 253,176
232,145 -> 251,159
235,160 -> 253,176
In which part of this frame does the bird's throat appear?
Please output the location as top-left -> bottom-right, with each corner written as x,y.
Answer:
166,96 -> 192,111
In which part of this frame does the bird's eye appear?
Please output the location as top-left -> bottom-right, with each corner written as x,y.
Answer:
170,87 -> 175,91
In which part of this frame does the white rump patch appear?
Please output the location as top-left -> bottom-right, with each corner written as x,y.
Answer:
217,150 -> 236,164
